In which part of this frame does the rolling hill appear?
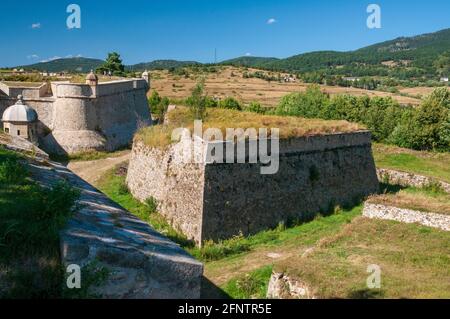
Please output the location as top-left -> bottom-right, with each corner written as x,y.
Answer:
128,59 -> 201,71
223,28 -> 450,76
14,28 -> 450,78
220,56 -> 279,67
21,57 -> 104,73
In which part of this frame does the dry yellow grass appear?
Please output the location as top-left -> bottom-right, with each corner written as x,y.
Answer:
367,189 -> 450,215
150,66 -> 423,107
398,86 -> 449,98
2,81 -> 44,88
135,106 -> 363,148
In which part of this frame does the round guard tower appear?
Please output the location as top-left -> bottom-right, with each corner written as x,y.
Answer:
2,95 -> 38,144
48,70 -> 107,154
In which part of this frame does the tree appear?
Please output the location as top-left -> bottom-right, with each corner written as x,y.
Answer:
97,52 -> 125,75
219,97 -> 242,111
148,90 -> 169,122
186,79 -> 208,120
434,51 -> 450,77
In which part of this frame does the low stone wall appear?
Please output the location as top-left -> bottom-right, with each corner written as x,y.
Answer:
377,168 -> 450,193
363,202 -> 450,231
267,272 -> 315,299
127,131 -> 379,244
27,158 -> 203,299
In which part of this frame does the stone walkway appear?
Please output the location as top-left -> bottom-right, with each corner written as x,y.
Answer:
28,158 -> 203,299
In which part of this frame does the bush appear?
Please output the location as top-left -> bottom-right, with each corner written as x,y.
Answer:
148,91 -> 169,121
145,197 -> 158,213
276,85 -> 450,151
219,97 -> 242,111
0,159 -> 27,184
245,101 -> 265,114
186,79 -> 208,120
117,180 -> 129,195
192,235 -> 250,261
33,181 -> 80,225
276,85 -> 329,117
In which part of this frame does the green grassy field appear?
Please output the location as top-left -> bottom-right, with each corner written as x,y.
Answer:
274,217 -> 450,299
373,143 -> 450,183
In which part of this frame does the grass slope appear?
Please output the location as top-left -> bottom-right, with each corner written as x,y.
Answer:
373,143 -> 450,183
274,216 -> 450,298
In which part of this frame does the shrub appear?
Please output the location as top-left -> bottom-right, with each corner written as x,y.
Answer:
145,197 -> 158,213
148,90 -> 169,121
117,180 -> 129,195
0,159 -> 27,184
276,85 -> 450,151
219,97 -> 242,111
192,235 -> 250,261
34,181 -> 80,225
245,101 -> 265,114
186,79 -> 208,120
277,85 -> 329,117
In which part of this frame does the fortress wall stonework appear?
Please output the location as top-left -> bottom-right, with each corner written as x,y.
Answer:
126,141 -> 206,243
0,79 -> 151,154
126,131 -> 380,245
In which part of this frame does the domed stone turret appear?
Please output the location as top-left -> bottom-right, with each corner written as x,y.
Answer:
2,95 -> 39,143
142,70 -> 150,91
86,70 -> 98,86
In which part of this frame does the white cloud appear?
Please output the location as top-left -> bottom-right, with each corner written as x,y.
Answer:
245,53 -> 252,56
27,54 -> 39,59
31,23 -> 41,29
267,18 -> 277,25
40,56 -> 62,63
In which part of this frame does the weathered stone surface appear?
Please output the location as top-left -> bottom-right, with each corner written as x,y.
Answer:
0,133 -> 49,159
363,202 -> 450,231
0,79 -> 151,155
267,272 -> 315,299
127,131 -> 379,245
27,159 -> 203,299
377,168 -> 450,193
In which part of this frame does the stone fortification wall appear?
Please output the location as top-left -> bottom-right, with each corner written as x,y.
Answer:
127,131 -> 379,245
0,79 -> 152,155
45,79 -> 151,154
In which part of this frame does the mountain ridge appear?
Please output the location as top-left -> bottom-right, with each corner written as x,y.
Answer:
11,27 -> 450,76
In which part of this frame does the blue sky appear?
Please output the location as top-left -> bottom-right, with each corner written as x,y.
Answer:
0,0 -> 449,67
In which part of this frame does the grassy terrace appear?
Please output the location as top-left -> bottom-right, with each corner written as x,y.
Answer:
368,186 -> 450,215
135,106 -> 363,148
373,143 -> 450,183
273,217 -> 450,299
1,81 -> 44,88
